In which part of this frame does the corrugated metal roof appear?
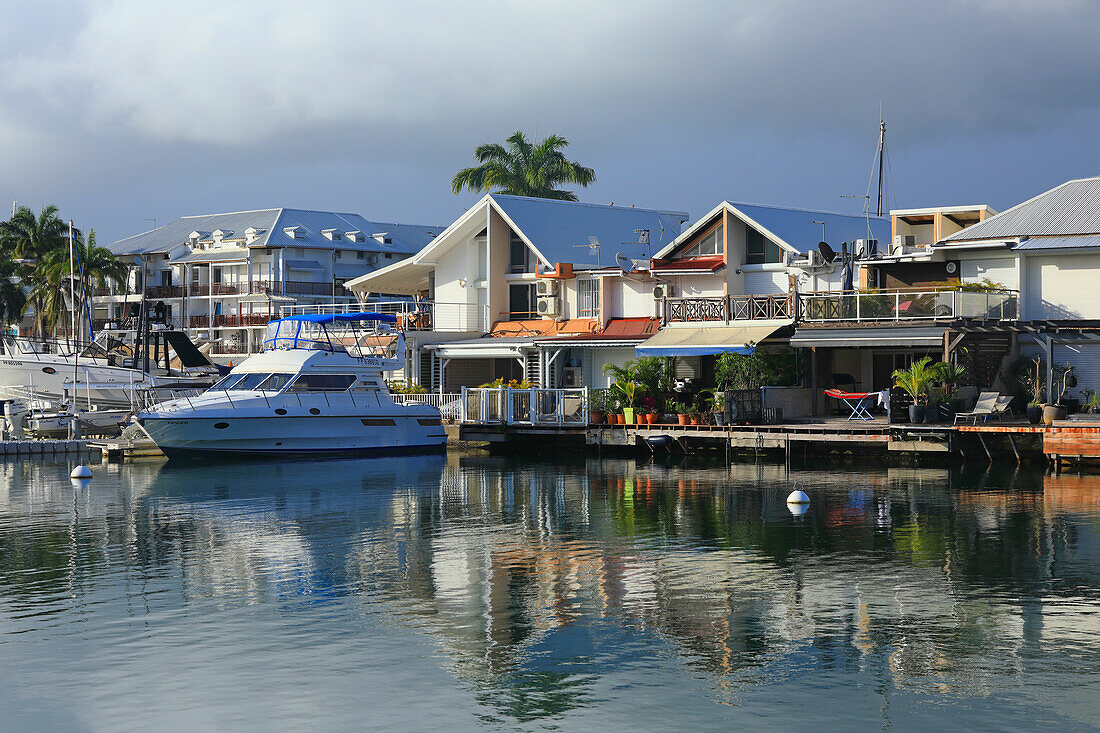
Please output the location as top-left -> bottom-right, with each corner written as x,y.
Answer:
729,202 -> 890,254
1013,234 -> 1100,251
491,195 -> 688,267
941,177 -> 1100,242
170,249 -> 249,264
109,208 -> 443,257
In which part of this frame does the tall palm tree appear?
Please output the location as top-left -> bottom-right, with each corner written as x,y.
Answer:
0,255 -> 27,329
30,229 -> 127,339
0,205 -> 76,339
451,131 -> 596,201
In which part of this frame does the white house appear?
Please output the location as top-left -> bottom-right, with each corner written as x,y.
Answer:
99,208 -> 441,357
344,194 -> 689,390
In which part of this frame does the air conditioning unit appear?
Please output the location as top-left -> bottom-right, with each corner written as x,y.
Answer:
892,234 -> 916,255
653,284 -> 670,300
561,366 -> 581,387
854,238 -> 879,257
537,297 -> 559,316
366,253 -> 379,266
536,279 -> 558,297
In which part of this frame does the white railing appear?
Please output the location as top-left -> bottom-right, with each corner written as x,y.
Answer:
280,300 -> 490,332
799,289 -> 1019,323
393,392 -> 462,419
460,387 -> 588,426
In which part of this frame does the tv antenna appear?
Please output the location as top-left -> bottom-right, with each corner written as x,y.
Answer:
572,236 -> 602,267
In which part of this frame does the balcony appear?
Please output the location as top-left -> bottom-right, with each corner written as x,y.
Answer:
280,300 -> 490,332
799,289 -> 1018,323
189,313 -> 272,328
663,294 -> 795,324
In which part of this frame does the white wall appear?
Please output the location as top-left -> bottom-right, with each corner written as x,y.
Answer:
743,268 -> 788,295
959,252 -> 1018,289
583,346 -> 637,388
1025,253 -> 1100,320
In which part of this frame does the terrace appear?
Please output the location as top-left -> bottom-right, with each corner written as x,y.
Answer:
662,294 -> 795,324
799,288 -> 1018,323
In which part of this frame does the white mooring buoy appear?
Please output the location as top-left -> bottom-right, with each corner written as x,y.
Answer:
70,465 -> 92,479
786,489 -> 810,505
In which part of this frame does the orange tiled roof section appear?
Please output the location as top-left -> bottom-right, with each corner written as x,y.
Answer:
488,319 -> 599,337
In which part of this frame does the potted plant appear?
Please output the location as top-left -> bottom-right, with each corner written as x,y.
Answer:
932,362 -> 967,423
710,391 -> 726,426
671,400 -> 689,426
1025,356 -> 1046,424
1043,365 -> 1075,425
892,356 -> 934,424
588,390 -> 608,424
1085,389 -> 1100,415
688,406 -> 701,426
611,379 -> 644,425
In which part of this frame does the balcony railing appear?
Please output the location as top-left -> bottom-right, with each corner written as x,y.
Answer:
189,313 -> 272,328
280,301 -> 490,332
663,294 -> 795,324
799,289 -> 1019,323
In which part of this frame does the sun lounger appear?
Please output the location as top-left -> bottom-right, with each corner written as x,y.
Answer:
953,392 -> 1010,424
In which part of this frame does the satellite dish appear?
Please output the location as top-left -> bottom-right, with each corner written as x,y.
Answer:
817,241 -> 837,264
615,252 -> 635,274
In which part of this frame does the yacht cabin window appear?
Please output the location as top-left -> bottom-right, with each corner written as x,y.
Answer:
286,374 -> 357,392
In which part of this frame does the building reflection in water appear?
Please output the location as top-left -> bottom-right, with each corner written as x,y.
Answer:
0,453 -> 1097,723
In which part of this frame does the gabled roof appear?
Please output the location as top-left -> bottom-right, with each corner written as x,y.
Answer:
490,195 -> 688,267
941,177 -> 1100,242
654,201 -> 889,259
109,208 -> 443,257
1013,234 -> 1100,251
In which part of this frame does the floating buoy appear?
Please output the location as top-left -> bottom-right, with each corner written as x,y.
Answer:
70,465 -> 92,479
71,477 -> 91,489
787,501 -> 809,517
786,489 -> 810,504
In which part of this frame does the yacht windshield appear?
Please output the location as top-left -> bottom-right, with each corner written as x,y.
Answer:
257,373 -> 294,391
229,373 -> 276,391
286,374 -> 357,392
209,374 -> 245,391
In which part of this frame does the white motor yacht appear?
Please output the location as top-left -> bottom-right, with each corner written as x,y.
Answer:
136,313 -> 446,459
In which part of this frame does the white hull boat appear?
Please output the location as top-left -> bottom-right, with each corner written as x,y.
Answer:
138,313 -> 446,459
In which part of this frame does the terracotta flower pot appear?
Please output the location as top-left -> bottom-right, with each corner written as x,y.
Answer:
677,414 -> 689,426
646,413 -> 657,425
589,410 -> 605,425
690,418 -> 700,426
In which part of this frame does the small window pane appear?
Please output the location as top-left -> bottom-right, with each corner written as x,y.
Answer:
288,374 -> 357,392
231,373 -> 272,391
258,373 -> 294,391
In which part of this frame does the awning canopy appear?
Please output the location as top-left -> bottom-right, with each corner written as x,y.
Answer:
429,336 -> 533,360
789,326 -> 946,348
344,259 -> 433,296
636,321 -> 788,357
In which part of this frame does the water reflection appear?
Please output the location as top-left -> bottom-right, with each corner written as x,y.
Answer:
0,455 -> 1097,729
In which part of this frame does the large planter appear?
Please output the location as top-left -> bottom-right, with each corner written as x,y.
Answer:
589,410 -> 605,425
908,405 -> 926,424
645,413 -> 657,425
712,411 -> 726,426
1042,404 -> 1068,425
1026,405 -> 1043,425
924,403 -> 941,424
623,407 -> 635,425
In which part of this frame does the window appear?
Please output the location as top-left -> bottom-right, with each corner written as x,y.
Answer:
287,373 -> 357,392
209,372 -> 275,391
578,279 -> 600,318
510,233 -> 533,273
680,225 -> 722,258
361,418 -> 397,427
509,283 -> 537,320
745,228 -> 783,264
258,373 -> 294,391
160,270 -> 171,287
357,251 -> 365,260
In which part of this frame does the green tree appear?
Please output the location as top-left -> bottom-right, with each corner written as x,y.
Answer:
451,131 -> 596,201
0,255 -> 27,329
30,229 -> 126,338
0,205 -> 76,339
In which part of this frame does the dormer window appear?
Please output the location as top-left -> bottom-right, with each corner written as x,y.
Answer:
322,228 -> 341,241
212,228 -> 232,243
244,226 -> 265,244
371,232 -> 392,245
345,231 -> 365,242
680,224 -> 722,258
283,226 -> 304,239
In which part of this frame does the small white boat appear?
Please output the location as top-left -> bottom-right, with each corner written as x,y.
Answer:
137,313 -> 446,459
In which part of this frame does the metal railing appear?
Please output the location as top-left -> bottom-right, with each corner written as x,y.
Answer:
280,301 -> 490,332
663,294 -> 795,324
799,289 -> 1019,323
460,387 -> 588,426
393,392 -> 462,419
189,313 -> 272,328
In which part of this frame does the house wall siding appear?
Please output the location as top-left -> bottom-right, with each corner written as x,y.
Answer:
1025,253 -> 1100,320
959,253 -> 1018,290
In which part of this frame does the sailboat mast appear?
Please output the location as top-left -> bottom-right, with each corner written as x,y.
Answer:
68,221 -> 76,344
876,119 -> 886,217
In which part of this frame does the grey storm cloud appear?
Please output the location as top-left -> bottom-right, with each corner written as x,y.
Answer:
0,0 -> 1097,242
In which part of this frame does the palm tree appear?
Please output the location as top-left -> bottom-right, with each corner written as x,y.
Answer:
30,229 -> 127,339
0,205 -> 76,339
451,131 -> 596,201
0,255 -> 27,329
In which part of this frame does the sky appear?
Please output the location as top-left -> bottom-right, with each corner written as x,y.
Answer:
1,0 -> 1098,245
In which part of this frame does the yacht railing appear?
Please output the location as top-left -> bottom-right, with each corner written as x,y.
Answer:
460,387 -> 588,426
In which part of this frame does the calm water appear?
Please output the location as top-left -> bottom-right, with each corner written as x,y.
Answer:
0,454 -> 1097,731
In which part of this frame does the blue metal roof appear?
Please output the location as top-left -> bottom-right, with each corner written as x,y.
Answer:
274,312 -> 398,324
109,208 -> 443,257
729,202 -> 890,254
491,195 -> 688,267
1013,234 -> 1100,251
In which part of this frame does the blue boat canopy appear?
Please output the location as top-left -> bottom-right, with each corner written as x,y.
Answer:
274,312 -> 398,324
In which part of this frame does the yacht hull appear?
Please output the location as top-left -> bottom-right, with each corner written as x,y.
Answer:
139,414 -> 447,459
